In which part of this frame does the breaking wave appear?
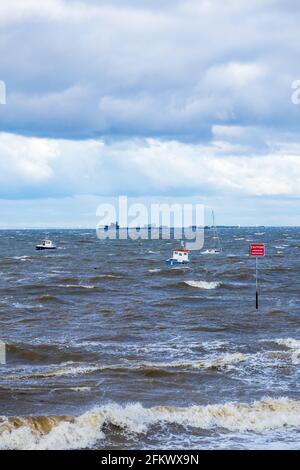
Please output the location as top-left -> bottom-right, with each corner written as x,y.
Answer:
3,352 -> 245,380
139,353 -> 246,371
274,338 -> 300,349
273,338 -> 300,364
1,397 -> 300,450
3,363 -> 102,380
185,280 -> 220,289
26,364 -> 101,379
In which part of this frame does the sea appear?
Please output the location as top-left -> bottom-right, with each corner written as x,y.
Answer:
0,227 -> 299,450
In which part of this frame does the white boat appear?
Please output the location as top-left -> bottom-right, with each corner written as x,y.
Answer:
202,211 -> 222,254
36,240 -> 57,250
203,248 -> 222,254
166,241 -> 190,265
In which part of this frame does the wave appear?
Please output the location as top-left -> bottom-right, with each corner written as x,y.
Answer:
273,338 -> 300,349
1,397 -> 300,449
185,280 -> 220,289
6,344 -> 46,362
36,294 -> 64,303
139,353 -> 246,371
151,267 -> 190,280
4,352 -> 245,380
2,363 -> 115,381
12,302 -> 37,309
18,282 -> 105,292
5,337 -> 300,382
25,364 -> 101,379
89,274 -> 122,281
12,256 -> 32,261
57,284 -> 95,289
4,343 -> 91,366
273,338 -> 300,364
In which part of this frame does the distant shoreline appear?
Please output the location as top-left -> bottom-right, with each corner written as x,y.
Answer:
0,226 -> 298,230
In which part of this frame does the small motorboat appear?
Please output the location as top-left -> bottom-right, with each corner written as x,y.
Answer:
36,240 -> 57,250
166,242 -> 190,266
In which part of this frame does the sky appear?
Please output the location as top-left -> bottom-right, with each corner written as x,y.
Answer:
0,0 -> 300,227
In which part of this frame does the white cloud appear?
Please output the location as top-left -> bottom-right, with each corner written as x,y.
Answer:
0,134 -> 58,190
0,132 -> 299,199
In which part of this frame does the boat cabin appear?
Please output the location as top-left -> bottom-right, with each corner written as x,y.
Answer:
36,240 -> 56,250
172,249 -> 189,263
166,247 -> 190,265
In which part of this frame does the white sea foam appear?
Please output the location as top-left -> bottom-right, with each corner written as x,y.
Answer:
185,280 -> 220,289
12,256 -> 31,261
258,338 -> 300,365
99,274 -> 120,278
1,397 -> 300,450
148,268 -> 161,273
274,338 -> 300,349
201,340 -> 229,351
58,284 -> 95,289
50,387 -> 91,393
31,364 -> 100,378
4,363 -> 102,380
273,338 -> 300,364
141,353 -> 246,371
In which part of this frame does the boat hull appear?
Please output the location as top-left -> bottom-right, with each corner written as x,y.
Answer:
166,259 -> 189,266
36,246 -> 57,250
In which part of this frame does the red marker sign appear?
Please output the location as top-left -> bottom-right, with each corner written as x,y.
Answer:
249,243 -> 265,309
250,243 -> 265,257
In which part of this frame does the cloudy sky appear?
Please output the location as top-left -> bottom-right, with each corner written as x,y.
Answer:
0,0 -> 300,227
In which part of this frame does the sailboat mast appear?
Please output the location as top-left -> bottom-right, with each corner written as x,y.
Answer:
212,210 -> 221,251
212,210 -> 217,248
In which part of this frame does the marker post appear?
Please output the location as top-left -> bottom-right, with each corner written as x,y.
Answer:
249,244 -> 265,310
256,257 -> 258,309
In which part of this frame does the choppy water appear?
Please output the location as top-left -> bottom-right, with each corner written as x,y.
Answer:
0,227 -> 300,450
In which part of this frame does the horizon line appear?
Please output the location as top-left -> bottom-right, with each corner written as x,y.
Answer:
0,225 -> 299,230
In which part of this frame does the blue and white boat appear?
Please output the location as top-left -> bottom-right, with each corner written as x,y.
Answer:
166,243 -> 190,266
